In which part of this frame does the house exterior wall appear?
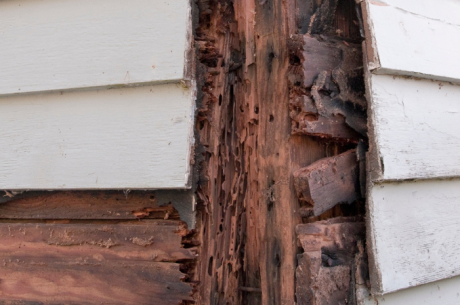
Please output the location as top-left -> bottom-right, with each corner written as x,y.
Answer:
361,0 -> 460,299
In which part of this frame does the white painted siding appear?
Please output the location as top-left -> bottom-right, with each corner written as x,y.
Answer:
363,0 -> 460,297
358,276 -> 460,305
370,75 -> 460,181
0,84 -> 194,190
0,0 -> 195,189
368,180 -> 460,293
0,0 -> 191,95
364,0 -> 460,82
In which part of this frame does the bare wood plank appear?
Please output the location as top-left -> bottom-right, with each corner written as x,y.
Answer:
0,0 -> 192,95
363,0 -> 460,83
0,260 -> 192,305
0,191 -> 177,220
0,222 -> 194,263
0,84 -> 194,190
294,149 -> 360,216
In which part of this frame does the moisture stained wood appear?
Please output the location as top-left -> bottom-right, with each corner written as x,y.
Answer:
368,74 -> 460,181
195,0 -> 366,304
0,0 -> 192,95
0,191 -> 178,220
294,149 -> 360,216
368,179 -> 460,294
363,0 -> 460,82
296,217 -> 365,305
0,221 -> 194,262
0,261 -> 191,305
0,84 -> 194,189
0,220 -> 193,304
288,35 -> 367,142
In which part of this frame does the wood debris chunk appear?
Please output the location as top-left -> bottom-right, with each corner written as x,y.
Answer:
294,149 -> 360,216
296,217 -> 364,305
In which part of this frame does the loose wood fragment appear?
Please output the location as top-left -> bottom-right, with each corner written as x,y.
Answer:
288,35 -> 367,142
296,217 -> 364,305
294,149 -> 360,216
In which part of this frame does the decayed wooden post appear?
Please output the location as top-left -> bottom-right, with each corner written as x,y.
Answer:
195,0 -> 368,304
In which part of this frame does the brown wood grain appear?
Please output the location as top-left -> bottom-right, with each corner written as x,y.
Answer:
294,149 -> 360,216
0,191 -> 179,220
0,260 -> 191,305
296,217 -> 365,305
0,221 -> 194,263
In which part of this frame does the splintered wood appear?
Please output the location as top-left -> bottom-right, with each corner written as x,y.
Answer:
289,36 -> 367,143
0,192 -> 195,304
296,218 -> 365,305
195,0 -> 367,304
294,149 -> 360,216
288,0 -> 368,304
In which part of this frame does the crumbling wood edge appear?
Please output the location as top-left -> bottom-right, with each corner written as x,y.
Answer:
289,1 -> 370,304
294,149 -> 361,217
295,217 -> 365,305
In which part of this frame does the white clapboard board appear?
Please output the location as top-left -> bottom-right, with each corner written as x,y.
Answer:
369,74 -> 460,181
0,0 -> 192,94
363,0 -> 460,296
364,0 -> 460,82
0,0 -> 194,190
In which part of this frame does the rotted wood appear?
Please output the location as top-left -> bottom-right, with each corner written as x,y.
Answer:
0,220 -> 194,304
0,260 -> 191,305
195,0 -> 367,304
0,190 -> 199,229
194,0 -> 336,304
294,149 -> 360,216
0,221 -> 194,262
288,35 -> 367,143
296,217 -> 365,305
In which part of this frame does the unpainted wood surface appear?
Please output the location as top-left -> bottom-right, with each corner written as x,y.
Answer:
0,84 -> 194,189
0,260 -> 191,305
0,0 -> 191,95
0,221 -> 194,262
294,149 -> 360,216
296,217 -> 365,305
368,179 -> 460,294
288,35 -> 367,142
0,191 -> 179,220
364,0 -> 460,82
369,74 -> 460,181
358,275 -> 460,305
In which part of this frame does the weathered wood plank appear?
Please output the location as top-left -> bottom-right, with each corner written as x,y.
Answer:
363,0 -> 460,82
294,149 -> 360,216
0,260 -> 192,304
0,222 -> 194,262
0,0 -> 192,95
368,74 -> 460,181
0,191 -> 179,220
367,179 -> 460,294
0,84 -> 194,189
